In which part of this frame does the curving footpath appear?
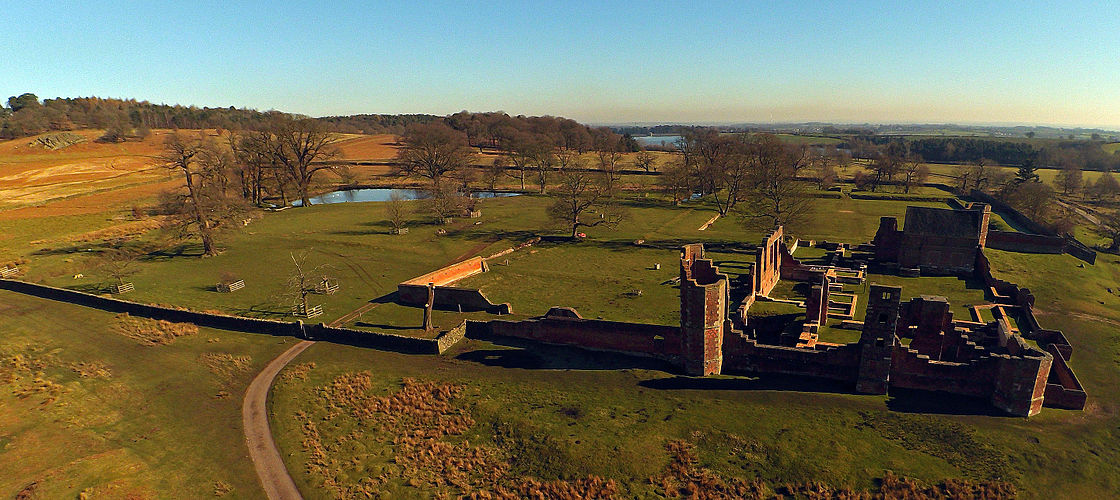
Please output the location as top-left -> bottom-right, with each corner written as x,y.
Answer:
243,340 -> 315,500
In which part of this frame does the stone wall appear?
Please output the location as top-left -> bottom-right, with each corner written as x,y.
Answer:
397,256 -> 509,313
0,278 -> 453,355
755,228 -> 783,296
986,230 -> 1066,254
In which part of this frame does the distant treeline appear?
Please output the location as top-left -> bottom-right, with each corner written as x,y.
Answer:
844,135 -> 1120,171
0,94 -> 615,150
0,94 -> 296,139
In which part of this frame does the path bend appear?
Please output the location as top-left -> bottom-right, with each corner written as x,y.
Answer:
243,340 -> 314,500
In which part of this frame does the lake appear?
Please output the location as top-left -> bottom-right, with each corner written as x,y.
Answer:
633,135 -> 682,148
292,188 -> 521,206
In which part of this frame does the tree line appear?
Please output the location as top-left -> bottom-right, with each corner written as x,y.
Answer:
844,135 -> 1120,172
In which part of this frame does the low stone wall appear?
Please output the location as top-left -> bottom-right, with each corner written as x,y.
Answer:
986,231 -> 1066,254
888,347 -> 997,398
1043,344 -> 1088,409
0,278 -> 453,355
721,336 -> 862,382
435,321 -> 468,354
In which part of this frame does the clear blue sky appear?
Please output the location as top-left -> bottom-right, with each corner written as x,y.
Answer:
4,1 -> 1120,127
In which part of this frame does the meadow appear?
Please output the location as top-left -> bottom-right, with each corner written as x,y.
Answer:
3,129 -> 1120,498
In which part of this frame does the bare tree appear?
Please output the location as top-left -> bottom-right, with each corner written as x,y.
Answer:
659,158 -> 695,205
396,121 -> 473,188
740,135 -> 813,231
426,184 -> 463,224
99,248 -> 140,286
900,157 -> 930,194
484,156 -> 505,191
634,150 -> 656,172
285,251 -> 333,316
271,118 -> 341,207
386,192 -> 412,233
159,132 -> 217,256
548,169 -> 623,239
812,154 -> 838,190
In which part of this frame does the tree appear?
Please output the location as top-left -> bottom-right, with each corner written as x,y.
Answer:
1014,158 -> 1040,185
548,169 -> 623,239
425,184 -> 463,224
285,251 -> 333,316
7,93 -> 39,113
812,156 -> 838,191
1089,172 -> 1120,201
900,158 -> 930,194
1101,212 -> 1120,252
1007,182 -> 1054,221
740,135 -> 813,231
484,156 -> 506,191
1026,131 -> 1036,139
634,150 -> 656,172
396,121 -> 472,189
159,133 -> 218,256
659,159 -> 694,205
1054,162 -> 1083,196
271,118 -> 341,206
159,132 -> 251,256
99,248 -> 140,286
386,192 -> 411,233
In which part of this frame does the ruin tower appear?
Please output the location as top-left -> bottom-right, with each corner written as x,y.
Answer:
856,284 -> 901,394
680,244 -> 727,376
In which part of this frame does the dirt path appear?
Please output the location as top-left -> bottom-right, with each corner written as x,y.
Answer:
243,340 -> 314,500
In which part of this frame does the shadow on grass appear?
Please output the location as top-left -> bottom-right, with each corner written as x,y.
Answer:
639,373 -> 853,394
355,321 -> 415,331
886,388 -> 1006,416
456,337 -> 675,371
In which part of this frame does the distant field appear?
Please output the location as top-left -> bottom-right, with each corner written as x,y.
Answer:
1103,142 -> 1120,155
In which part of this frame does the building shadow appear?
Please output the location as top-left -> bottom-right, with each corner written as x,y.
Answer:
885,388 -> 1006,416
455,337 -> 675,371
638,373 -> 853,395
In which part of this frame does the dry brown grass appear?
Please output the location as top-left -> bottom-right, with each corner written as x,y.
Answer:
280,362 -> 316,382
69,361 -> 112,379
651,439 -> 1015,500
62,217 -> 167,243
112,314 -> 198,346
2,352 -> 65,403
198,353 -> 253,380
299,374 -> 617,499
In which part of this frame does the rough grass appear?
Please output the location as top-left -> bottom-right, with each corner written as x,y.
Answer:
113,313 -> 199,345
0,290 -> 293,498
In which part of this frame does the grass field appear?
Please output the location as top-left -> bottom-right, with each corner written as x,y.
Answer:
4,130 -> 1120,498
0,289 -> 294,498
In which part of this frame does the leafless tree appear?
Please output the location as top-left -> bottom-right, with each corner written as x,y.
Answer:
740,134 -> 812,231
900,157 -> 930,193
1101,211 -> 1120,252
386,192 -> 412,232
159,132 -> 217,255
396,122 -> 473,188
99,247 -> 140,286
271,118 -> 341,206
285,251 -> 333,315
426,184 -> 463,224
548,169 -> 623,239
634,150 -> 656,172
659,158 -> 695,205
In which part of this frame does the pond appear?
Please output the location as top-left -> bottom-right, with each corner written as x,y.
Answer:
633,135 -> 682,148
291,188 -> 521,206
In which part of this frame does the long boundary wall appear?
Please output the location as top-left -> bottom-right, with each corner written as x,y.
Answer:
0,279 -> 466,355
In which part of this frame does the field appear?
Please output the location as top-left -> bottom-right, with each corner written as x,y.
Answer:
3,130 -> 1120,498
0,289 -> 295,498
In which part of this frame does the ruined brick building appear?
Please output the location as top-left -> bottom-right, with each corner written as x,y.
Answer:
464,206 -> 1085,417
873,204 -> 990,274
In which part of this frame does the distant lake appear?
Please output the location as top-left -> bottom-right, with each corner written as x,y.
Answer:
633,135 -> 682,148
292,188 -> 521,206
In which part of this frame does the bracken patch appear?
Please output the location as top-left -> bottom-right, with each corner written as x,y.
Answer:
113,314 -> 198,346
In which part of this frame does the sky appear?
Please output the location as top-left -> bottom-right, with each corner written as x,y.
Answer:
4,1 -> 1120,128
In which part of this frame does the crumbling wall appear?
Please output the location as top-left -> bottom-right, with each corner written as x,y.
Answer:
722,332 -> 862,381
888,347 -> 997,398
872,216 -> 903,262
681,244 -> 728,375
398,257 -> 508,312
755,227 -> 783,296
